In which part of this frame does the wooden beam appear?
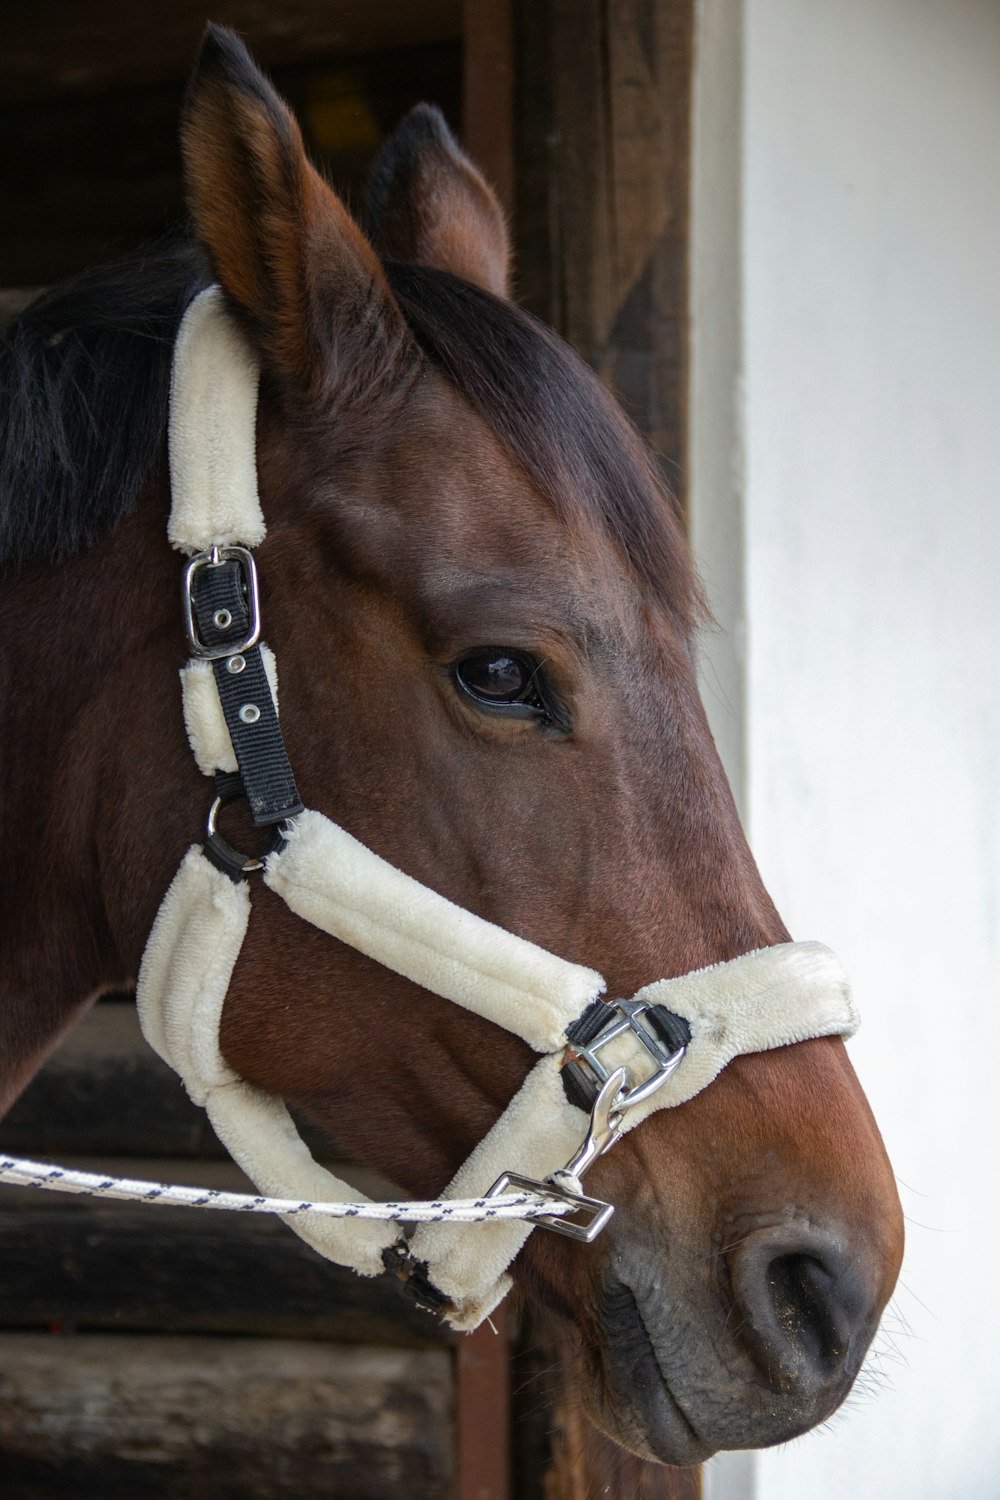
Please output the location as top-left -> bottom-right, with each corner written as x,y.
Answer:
456,1302 -> 511,1500
2,1 -> 462,104
0,1334 -> 454,1499
0,1002 -> 349,1162
514,0 -> 693,507
0,1171 -> 449,1347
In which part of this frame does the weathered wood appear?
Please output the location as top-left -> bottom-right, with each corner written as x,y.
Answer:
514,0 -> 693,506
0,1004 -> 224,1159
0,1178 -> 449,1347
0,1334 -> 454,1499
3,1 -> 461,105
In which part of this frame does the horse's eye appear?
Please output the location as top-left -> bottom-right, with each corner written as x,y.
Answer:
454,649 -> 538,708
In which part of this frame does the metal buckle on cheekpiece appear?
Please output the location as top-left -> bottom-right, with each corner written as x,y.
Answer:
487,1068 -> 630,1243
563,996 -> 688,1111
182,545 -> 261,659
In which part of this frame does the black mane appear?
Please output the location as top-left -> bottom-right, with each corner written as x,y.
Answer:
0,235 -> 698,627
0,233 -> 210,574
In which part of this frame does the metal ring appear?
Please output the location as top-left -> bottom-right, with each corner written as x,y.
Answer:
206,795 -> 265,873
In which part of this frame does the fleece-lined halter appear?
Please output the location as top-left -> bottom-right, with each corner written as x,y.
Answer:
128,287 -> 859,1331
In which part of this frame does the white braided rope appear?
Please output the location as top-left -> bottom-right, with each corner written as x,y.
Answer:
0,1155 -> 571,1224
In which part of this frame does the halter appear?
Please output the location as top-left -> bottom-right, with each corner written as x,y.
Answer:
6,288 -> 860,1332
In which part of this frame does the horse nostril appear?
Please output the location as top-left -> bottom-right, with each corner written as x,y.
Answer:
728,1226 -> 868,1396
765,1253 -> 842,1370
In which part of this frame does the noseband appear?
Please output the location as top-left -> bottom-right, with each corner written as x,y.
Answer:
131,288 -> 858,1330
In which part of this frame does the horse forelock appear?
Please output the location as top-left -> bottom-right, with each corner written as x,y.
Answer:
0,233 -> 211,576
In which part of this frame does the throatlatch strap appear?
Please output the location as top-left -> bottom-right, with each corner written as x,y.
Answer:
190,560 -> 303,827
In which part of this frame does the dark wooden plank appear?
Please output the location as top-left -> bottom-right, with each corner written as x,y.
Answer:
2,1 -> 461,104
0,1177 -> 450,1347
0,1333 -> 454,1499
514,0 -> 693,507
456,1302 -> 510,1500
0,1005 -> 228,1159
462,0 -> 515,214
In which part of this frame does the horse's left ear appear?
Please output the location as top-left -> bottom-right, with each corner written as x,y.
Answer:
182,25 -> 410,396
365,105 -> 511,298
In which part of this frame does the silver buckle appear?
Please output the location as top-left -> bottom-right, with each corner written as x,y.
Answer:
487,1068 -> 629,1243
182,546 -> 261,660
487,1172 -> 615,1242
564,996 -> 687,1110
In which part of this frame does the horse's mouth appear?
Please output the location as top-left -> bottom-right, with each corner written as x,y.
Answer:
585,1276 -> 714,1466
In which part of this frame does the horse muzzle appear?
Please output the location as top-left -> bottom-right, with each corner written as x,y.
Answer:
579,1210 -> 889,1464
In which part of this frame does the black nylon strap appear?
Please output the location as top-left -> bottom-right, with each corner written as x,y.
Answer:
190,559 -> 304,827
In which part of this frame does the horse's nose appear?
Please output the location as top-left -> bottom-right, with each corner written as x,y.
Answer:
727,1223 -> 873,1397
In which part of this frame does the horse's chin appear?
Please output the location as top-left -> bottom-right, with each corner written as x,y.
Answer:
558,1270 -> 715,1466
580,1291 -> 716,1466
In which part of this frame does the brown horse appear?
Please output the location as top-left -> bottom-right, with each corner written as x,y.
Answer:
0,26 -> 902,1466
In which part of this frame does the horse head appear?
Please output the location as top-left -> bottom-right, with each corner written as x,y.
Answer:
0,26 -> 903,1467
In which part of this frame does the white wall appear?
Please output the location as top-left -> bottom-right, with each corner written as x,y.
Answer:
692,2 -> 1000,1496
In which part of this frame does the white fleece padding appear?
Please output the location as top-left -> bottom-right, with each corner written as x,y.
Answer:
410,941 -> 858,1324
136,846 -> 249,1093
205,1083 -> 395,1276
410,1054 -> 584,1328
617,940 -> 859,1120
181,646 -> 279,776
167,287 -> 266,555
136,847 -> 395,1275
264,809 -> 605,1052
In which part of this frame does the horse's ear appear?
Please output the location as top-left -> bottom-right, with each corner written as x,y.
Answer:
181,25 -> 409,393
365,105 -> 511,298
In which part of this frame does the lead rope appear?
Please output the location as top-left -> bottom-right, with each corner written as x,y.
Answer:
0,1155 -> 575,1224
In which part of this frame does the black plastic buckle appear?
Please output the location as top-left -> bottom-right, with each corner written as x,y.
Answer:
562,998 -> 690,1112
382,1244 -> 453,1317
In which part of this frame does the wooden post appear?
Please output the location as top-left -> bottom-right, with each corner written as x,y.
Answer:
515,0 -> 693,508
456,1303 -> 512,1500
